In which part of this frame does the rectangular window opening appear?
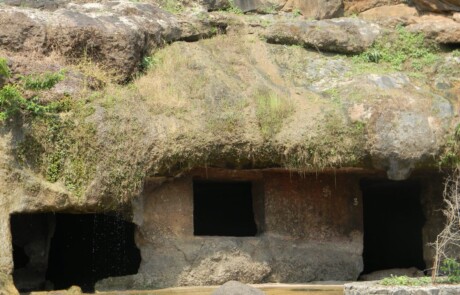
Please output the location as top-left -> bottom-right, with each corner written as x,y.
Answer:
193,181 -> 257,237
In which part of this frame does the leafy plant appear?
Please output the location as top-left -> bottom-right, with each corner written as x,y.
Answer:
292,8 -> 302,17
22,70 -> 65,90
0,58 -> 10,78
441,258 -> 460,283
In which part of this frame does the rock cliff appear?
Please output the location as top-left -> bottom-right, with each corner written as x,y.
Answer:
0,0 -> 459,292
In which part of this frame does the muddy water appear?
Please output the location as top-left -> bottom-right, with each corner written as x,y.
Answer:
94,285 -> 344,295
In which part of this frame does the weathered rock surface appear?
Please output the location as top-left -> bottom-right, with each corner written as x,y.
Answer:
0,274 -> 18,295
344,0 -> 406,14
212,281 -> 266,295
359,4 -> 418,27
407,15 -> 460,45
265,18 -> 381,53
0,2 -> 217,80
345,281 -> 460,295
412,0 -> 460,13
282,0 -> 344,20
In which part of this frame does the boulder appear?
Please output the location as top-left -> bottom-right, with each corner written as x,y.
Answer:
282,0 -> 344,20
344,0 -> 406,14
407,15 -> 460,45
359,4 -> 418,27
211,281 -> 266,295
412,0 -> 460,13
265,18 -> 381,54
0,2 -> 217,81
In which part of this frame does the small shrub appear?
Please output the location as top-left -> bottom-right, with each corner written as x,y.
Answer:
0,85 -> 26,121
22,70 -> 65,90
441,258 -> 460,283
0,58 -> 10,78
292,8 -> 302,17
255,90 -> 293,138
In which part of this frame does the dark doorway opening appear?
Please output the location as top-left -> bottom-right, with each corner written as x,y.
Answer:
193,181 -> 257,236
361,179 -> 426,274
11,213 -> 141,293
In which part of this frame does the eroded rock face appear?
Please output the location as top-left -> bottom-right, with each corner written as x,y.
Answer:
282,0 -> 344,20
359,4 -> 418,27
412,0 -> 460,12
265,18 -> 381,53
0,2 -> 217,80
344,0 -> 406,14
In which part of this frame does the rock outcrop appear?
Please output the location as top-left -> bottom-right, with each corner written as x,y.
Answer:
265,18 -> 381,53
412,0 -> 460,13
282,0 -> 344,19
407,15 -> 460,45
0,2 -> 217,81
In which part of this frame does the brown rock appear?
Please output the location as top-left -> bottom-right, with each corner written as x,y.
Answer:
360,4 -> 419,26
265,17 -> 381,54
0,2 -> 219,81
344,0 -> 405,14
407,15 -> 460,44
412,0 -> 460,13
282,0 -> 344,20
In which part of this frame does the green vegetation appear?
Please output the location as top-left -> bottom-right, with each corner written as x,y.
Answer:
158,0 -> 184,14
0,58 -> 10,78
292,8 -> 302,17
380,275 -> 431,286
0,61 -> 67,121
225,0 -> 244,14
255,90 -> 293,138
22,70 -> 65,90
355,26 -> 440,72
439,123 -> 460,167
441,258 -> 460,283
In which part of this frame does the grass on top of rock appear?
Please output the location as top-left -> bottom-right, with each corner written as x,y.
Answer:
354,26 -> 440,72
255,90 -> 293,139
380,275 -> 431,286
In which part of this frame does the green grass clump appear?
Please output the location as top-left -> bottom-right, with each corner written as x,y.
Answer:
22,70 -> 65,90
356,26 -> 440,71
255,90 -> 293,139
381,275 -> 431,286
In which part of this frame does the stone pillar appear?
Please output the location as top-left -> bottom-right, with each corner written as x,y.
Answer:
0,210 -> 13,275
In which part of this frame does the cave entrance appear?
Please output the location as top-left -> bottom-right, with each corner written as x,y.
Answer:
11,213 -> 141,293
361,179 -> 426,275
193,181 -> 257,237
